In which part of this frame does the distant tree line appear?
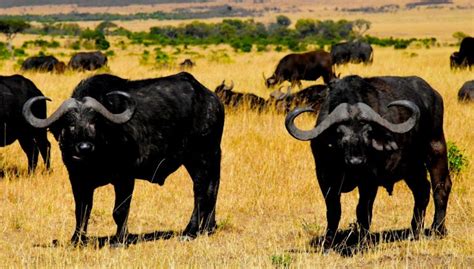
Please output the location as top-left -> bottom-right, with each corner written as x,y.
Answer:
0,5 -> 259,22
1,16 -> 438,56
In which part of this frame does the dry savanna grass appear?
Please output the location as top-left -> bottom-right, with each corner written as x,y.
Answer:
0,9 -> 473,268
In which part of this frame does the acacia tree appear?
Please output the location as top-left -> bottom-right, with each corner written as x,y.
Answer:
0,19 -> 30,58
352,19 -> 371,40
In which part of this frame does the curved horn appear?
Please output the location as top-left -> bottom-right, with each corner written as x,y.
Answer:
82,91 -> 135,124
23,97 -> 79,128
356,100 -> 420,133
228,80 -> 234,91
262,72 -> 267,80
285,103 -> 351,141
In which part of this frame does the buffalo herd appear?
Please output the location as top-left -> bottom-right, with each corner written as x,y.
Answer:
21,51 -> 108,73
0,36 -> 471,251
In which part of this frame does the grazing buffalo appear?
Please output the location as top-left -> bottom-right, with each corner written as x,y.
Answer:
458,80 -> 474,102
330,41 -> 373,65
215,80 -> 267,112
450,37 -> 474,69
264,50 -> 335,89
286,75 -> 452,251
179,59 -> 195,70
0,75 -> 50,172
68,51 -> 108,71
21,55 -> 66,73
269,84 -> 327,113
23,72 -> 224,245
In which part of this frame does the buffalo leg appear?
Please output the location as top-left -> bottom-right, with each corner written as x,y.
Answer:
112,178 -> 135,244
405,168 -> 430,239
427,139 -> 452,236
18,137 -> 39,173
356,184 -> 378,242
36,131 -> 51,170
70,182 -> 94,246
321,186 -> 342,250
183,148 -> 221,238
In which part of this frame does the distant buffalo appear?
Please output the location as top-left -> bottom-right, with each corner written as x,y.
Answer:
21,55 -> 66,73
68,51 -> 108,71
269,84 -> 327,113
331,41 -> 373,65
264,50 -> 335,89
179,59 -> 195,70
215,80 -> 267,112
458,80 -> 474,102
0,75 -> 50,173
450,37 -> 474,69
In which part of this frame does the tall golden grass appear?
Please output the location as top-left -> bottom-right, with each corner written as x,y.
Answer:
0,23 -> 473,267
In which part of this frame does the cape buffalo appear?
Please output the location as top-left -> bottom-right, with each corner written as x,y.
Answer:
215,80 -> 267,112
450,37 -> 474,69
286,75 -> 451,251
331,41 -> 374,65
68,51 -> 108,71
269,84 -> 327,113
23,72 -> 224,246
264,50 -> 335,89
0,75 -> 50,173
21,55 -> 66,73
179,59 -> 195,70
458,80 -> 474,102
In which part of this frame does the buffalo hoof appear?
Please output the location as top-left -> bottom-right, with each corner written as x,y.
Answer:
430,225 -> 447,238
179,235 -> 196,242
70,234 -> 88,247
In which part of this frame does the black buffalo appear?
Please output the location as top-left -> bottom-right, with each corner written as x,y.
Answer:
286,75 -> 451,251
21,55 -> 66,73
215,80 -> 267,112
330,41 -> 374,65
179,59 -> 195,70
458,80 -> 474,102
68,51 -> 108,71
0,75 -> 50,172
450,37 -> 474,69
269,84 -> 327,113
264,50 -> 335,89
23,72 -> 224,245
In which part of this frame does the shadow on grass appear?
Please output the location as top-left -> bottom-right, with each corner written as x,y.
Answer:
35,230 -> 176,249
311,228 -> 433,257
0,166 -> 22,178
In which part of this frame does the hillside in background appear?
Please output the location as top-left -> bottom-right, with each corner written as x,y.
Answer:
0,0 -> 208,8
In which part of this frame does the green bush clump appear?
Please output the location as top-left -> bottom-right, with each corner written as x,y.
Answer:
271,254 -> 292,268
447,142 -> 468,174
154,48 -> 171,66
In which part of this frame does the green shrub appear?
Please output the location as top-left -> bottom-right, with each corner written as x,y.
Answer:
447,142 -> 468,174
13,48 -> 27,58
155,48 -> 171,65
95,36 -> 110,50
271,254 -> 292,268
70,41 -> 81,50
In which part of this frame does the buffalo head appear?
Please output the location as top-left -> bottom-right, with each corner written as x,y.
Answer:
285,101 -> 420,167
263,72 -> 278,88
215,80 -> 234,95
23,91 -> 135,162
